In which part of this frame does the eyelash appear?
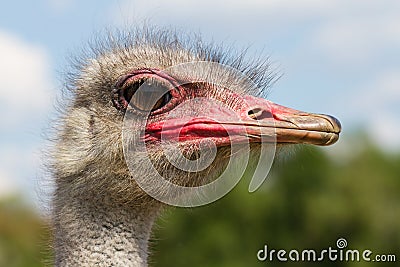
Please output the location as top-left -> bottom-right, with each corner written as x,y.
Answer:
112,72 -> 180,114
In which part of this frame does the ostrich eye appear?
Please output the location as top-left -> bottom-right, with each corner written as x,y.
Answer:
116,77 -> 173,112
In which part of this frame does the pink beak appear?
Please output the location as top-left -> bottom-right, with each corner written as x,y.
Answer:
145,94 -> 341,147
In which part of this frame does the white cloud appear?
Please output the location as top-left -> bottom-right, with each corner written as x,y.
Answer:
312,12 -> 400,65
0,30 -> 53,128
368,113 -> 400,151
110,0 -> 400,65
0,30 -> 54,199
357,70 -> 400,150
0,169 -> 18,197
334,69 -> 400,151
359,70 -> 400,105
0,146 -> 32,192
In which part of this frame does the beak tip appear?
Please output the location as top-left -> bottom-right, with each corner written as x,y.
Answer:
316,114 -> 341,146
326,114 -> 342,134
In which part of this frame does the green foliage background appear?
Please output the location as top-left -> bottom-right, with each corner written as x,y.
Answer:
1,141 -> 399,266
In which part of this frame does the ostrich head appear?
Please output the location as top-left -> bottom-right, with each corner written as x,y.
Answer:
51,28 -> 341,266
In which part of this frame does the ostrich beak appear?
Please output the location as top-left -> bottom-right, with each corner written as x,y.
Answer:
240,95 -> 341,146
145,95 -> 341,147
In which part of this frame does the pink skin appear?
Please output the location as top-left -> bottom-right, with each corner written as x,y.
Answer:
144,94 -> 338,147
115,68 -> 341,147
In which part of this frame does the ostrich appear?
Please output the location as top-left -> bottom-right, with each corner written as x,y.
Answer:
51,28 -> 341,266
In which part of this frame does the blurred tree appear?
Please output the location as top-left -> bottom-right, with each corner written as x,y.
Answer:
152,144 -> 400,267
0,198 -> 51,267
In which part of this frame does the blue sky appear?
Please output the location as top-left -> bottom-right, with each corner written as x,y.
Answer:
0,0 -> 399,208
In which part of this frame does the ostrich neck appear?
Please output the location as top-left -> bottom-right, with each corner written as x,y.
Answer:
53,186 -> 160,267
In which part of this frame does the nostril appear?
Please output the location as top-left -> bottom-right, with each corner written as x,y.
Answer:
248,108 -> 272,120
248,109 -> 259,119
